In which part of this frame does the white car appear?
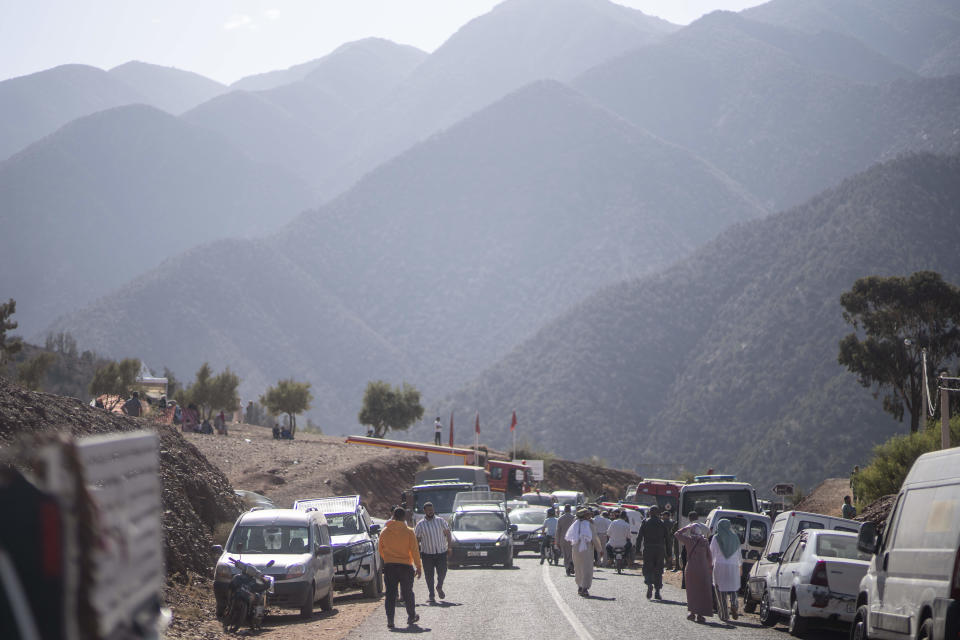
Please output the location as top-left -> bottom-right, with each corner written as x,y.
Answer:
758,529 -> 870,636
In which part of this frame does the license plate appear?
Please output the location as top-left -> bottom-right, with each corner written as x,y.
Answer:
467,551 -> 488,557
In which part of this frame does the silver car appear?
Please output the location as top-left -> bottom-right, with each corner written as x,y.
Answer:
214,509 -> 335,618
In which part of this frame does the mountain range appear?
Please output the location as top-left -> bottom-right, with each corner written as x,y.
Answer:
437,153 -> 960,489
5,0 -> 960,489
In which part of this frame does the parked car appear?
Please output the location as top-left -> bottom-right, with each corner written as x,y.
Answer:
552,490 -> 585,512
448,504 -> 517,568
748,509 -> 860,613
293,495 -> 383,597
757,529 -> 870,635
508,506 -> 549,556
521,491 -> 554,508
704,507 -> 772,601
213,509 -> 335,618
851,446 -> 960,640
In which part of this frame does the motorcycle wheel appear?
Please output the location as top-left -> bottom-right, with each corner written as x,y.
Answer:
224,599 -> 246,632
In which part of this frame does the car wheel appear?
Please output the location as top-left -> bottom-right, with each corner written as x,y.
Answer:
758,590 -> 779,627
917,618 -> 933,640
849,605 -> 869,640
505,551 -> 514,568
788,596 -> 809,637
319,586 -> 334,612
300,583 -> 314,618
362,575 -> 378,598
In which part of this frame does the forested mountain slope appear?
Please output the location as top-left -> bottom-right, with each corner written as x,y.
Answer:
46,80 -> 764,431
443,154 -> 960,489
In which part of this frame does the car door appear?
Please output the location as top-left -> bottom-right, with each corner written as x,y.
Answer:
772,535 -> 803,611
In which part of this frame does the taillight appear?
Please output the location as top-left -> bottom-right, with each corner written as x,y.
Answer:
810,560 -> 829,587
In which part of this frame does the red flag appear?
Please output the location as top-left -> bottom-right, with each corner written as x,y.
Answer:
475,412 -> 480,434
510,411 -> 517,432
449,411 -> 454,447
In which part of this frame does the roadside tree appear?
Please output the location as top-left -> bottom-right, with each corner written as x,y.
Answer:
89,358 -> 142,410
176,363 -> 240,420
0,298 -> 22,365
358,380 -> 424,438
838,271 -> 960,432
260,379 -> 313,436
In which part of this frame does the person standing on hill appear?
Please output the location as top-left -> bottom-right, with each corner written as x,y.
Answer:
639,505 -> 670,599
433,417 -> 442,445
842,495 -> 857,519
414,502 -> 452,603
379,507 -> 422,629
556,505 -> 576,576
121,391 -> 142,417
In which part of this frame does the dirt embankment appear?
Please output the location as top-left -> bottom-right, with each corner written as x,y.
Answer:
542,458 -> 642,499
0,376 -> 241,578
794,477 -> 851,517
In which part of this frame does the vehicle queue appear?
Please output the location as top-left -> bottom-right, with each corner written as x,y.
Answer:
212,453 -> 960,639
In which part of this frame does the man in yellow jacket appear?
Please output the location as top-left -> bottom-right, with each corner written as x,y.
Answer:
378,506 -> 422,628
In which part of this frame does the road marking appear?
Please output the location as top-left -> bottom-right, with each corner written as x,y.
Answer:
541,561 -> 596,640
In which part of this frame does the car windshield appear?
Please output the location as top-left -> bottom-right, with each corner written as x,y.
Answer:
509,509 -> 547,525
453,512 -> 506,532
326,513 -> 362,536
681,490 -> 753,516
414,488 -> 463,514
227,525 -> 310,554
816,535 -> 872,561
554,494 -> 578,506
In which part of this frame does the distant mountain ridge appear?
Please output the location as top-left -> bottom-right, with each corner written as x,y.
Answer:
45,79 -> 766,430
439,153 -> 960,490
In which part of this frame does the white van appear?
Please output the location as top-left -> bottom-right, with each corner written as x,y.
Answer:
747,510 -> 860,613
704,508 -> 772,595
851,446 -> 960,640
678,478 -> 759,528
552,490 -> 585,511
213,508 -> 336,618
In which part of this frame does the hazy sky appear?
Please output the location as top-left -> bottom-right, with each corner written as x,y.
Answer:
0,0 -> 767,85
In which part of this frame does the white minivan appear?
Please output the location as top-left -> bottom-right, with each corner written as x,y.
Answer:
851,446 -> 960,640
704,508 -> 772,596
747,509 -> 860,613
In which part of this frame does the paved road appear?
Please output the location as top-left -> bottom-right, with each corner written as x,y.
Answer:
347,554 -> 850,639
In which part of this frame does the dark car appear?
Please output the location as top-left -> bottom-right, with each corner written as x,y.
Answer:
448,505 -> 517,568
508,507 -> 549,556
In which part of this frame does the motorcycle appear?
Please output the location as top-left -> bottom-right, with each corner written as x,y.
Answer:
611,546 -> 627,574
223,557 -> 275,632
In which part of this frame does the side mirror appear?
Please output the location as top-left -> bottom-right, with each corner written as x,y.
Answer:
212,545 -> 224,554
369,524 -> 381,535
766,552 -> 782,563
317,545 -> 332,556
509,524 -> 518,533
857,522 -> 878,555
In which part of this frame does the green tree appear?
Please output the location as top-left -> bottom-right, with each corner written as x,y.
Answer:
0,298 -> 22,365
838,271 -> 960,432
358,380 -> 424,438
163,367 -> 179,400
176,363 -> 240,420
261,379 -> 313,436
89,358 -> 142,409
17,352 -> 56,390
852,416 -> 959,504
44,331 -> 78,358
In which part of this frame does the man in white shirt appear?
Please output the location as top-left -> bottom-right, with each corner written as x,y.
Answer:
433,417 -> 443,445
413,502 -> 452,602
592,510 -> 611,566
605,511 -> 633,563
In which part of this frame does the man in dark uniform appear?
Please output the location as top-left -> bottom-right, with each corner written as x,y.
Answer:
638,505 -> 671,599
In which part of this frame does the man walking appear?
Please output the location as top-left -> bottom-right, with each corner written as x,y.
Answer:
378,507 -> 422,628
414,502 -> 452,603
638,505 -> 671,599
592,509 -> 611,566
556,505 -> 576,576
661,510 -> 678,570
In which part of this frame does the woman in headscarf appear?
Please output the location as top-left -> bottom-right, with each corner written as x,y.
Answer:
675,515 -> 713,623
565,508 -> 602,597
709,518 -> 743,620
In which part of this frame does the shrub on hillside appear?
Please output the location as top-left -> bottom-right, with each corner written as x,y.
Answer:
852,417 -> 959,504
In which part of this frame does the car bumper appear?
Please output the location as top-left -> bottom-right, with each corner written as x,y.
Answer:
796,585 -> 859,623
334,553 -> 378,588
512,534 -> 544,553
450,545 -> 512,565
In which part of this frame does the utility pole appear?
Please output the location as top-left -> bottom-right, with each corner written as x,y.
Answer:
942,373 -> 951,450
